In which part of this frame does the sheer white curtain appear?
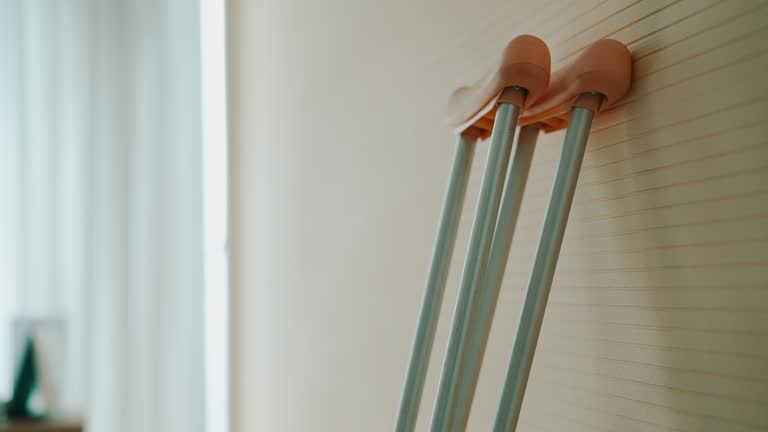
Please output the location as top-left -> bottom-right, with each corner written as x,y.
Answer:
0,1 -> 206,431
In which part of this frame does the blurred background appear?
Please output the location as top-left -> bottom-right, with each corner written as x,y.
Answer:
0,0 -> 226,431
2,1 -> 768,432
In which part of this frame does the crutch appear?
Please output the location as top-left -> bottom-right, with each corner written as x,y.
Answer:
395,35 -> 550,432
442,123 -> 540,432
494,39 -> 632,432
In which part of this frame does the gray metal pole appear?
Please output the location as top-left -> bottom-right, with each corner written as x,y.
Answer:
396,133 -> 477,432
432,88 -> 526,432
450,125 -> 539,431
494,94 -> 603,432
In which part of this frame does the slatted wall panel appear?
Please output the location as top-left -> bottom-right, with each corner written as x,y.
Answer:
418,1 -> 768,431
229,1 -> 768,430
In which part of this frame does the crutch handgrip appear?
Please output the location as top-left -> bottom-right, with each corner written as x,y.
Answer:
446,35 -> 551,138
520,39 -> 632,132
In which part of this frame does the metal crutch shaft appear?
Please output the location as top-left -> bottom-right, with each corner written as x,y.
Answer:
494,93 -> 604,432
396,133 -> 477,432
450,124 -> 539,431
432,87 -> 527,432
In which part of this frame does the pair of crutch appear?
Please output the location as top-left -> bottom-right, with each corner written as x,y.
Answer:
396,36 -> 632,432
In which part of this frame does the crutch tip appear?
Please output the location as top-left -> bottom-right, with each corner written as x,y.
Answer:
573,39 -> 632,108
520,39 -> 633,132
446,35 -> 551,138
498,35 -> 551,103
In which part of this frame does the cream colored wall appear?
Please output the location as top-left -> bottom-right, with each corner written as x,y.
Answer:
228,0 -> 768,430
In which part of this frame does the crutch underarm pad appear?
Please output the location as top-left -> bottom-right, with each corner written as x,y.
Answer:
520,39 -> 632,133
445,35 -> 551,138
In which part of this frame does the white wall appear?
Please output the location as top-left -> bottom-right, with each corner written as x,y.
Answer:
229,1 -> 768,431
228,1 -> 470,430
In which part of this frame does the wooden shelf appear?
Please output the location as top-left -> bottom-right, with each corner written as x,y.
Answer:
0,421 -> 82,432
